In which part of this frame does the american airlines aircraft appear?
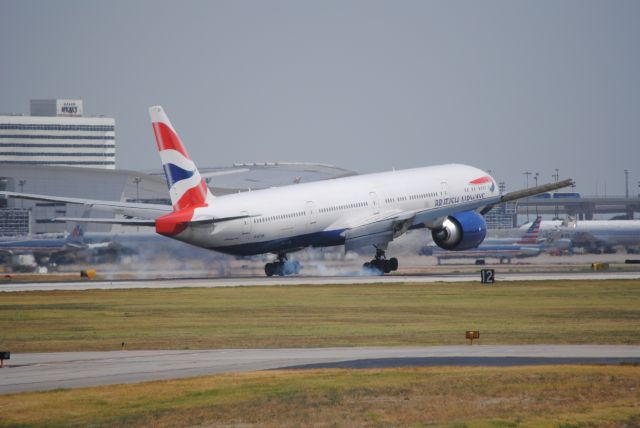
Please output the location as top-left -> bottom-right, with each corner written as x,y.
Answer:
482,216 -> 543,246
0,106 -> 572,276
521,218 -> 640,253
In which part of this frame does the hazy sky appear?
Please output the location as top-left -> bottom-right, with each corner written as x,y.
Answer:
1,0 -> 639,195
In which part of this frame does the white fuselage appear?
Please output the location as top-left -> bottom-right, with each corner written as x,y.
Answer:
171,163 -> 498,255
523,220 -> 640,248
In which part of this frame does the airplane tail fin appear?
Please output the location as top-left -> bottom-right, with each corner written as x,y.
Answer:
70,224 -> 84,239
517,215 -> 542,244
149,106 -> 214,212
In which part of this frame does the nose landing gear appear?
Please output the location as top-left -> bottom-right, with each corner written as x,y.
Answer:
265,253 -> 300,276
363,248 -> 398,275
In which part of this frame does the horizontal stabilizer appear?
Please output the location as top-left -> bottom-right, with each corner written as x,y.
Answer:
49,214 -> 258,233
155,211 -> 256,236
188,214 -> 256,225
0,191 -> 171,219
52,217 -> 156,226
52,214 -> 253,227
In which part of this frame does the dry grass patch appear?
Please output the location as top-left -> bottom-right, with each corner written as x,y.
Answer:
0,365 -> 639,427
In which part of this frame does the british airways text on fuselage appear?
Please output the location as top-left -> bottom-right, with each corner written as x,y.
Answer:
434,192 -> 486,208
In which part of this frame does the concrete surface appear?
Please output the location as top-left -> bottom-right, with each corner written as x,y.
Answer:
1,271 -> 640,292
2,345 -> 639,394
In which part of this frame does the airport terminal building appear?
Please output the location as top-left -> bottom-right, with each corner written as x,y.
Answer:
0,99 -> 115,169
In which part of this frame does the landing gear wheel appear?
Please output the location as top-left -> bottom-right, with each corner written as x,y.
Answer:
265,263 -> 275,277
363,248 -> 397,275
265,254 -> 301,277
381,260 -> 392,274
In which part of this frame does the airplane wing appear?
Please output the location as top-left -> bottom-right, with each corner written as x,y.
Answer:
343,211 -> 416,251
479,179 -> 574,214
412,179 -> 573,226
342,196 -> 504,251
0,191 -> 171,219
343,179 -> 573,251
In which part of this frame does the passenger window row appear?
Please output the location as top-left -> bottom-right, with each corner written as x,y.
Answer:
319,201 -> 367,214
256,211 -> 305,223
386,192 -> 437,204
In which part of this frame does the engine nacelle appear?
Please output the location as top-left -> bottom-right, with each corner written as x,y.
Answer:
431,211 -> 487,251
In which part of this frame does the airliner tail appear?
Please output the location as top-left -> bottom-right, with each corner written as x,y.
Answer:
517,215 -> 542,244
149,105 -> 214,212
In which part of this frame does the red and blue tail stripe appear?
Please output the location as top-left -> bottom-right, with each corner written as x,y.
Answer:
517,216 -> 542,244
150,106 -> 214,212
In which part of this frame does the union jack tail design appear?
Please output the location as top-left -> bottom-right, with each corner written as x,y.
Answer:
149,106 -> 214,212
517,216 -> 542,245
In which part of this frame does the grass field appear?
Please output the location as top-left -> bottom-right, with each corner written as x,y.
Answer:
0,365 -> 639,427
1,279 -> 639,352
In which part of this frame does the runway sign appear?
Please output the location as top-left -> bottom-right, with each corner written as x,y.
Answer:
0,351 -> 9,368
466,331 -> 480,345
480,269 -> 495,284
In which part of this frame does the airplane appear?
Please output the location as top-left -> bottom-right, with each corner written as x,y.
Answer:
483,215 -> 572,252
0,106 -> 573,276
0,225 -> 109,271
482,216 -> 543,246
419,243 -> 542,264
520,217 -> 640,253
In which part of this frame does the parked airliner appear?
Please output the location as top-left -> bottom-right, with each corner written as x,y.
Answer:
482,216 -> 543,246
0,106 -> 572,275
521,217 -> 640,253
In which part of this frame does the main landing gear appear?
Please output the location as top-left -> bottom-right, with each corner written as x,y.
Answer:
363,248 -> 398,275
265,253 -> 300,277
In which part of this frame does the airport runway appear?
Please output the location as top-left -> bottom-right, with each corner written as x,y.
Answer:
2,345 -> 639,394
1,271 -> 640,292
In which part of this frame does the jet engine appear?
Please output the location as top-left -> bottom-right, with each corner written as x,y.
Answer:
431,211 -> 487,251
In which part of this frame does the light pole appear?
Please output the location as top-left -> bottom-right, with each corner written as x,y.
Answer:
534,173 -> 539,215
624,169 -> 629,198
18,179 -> 26,209
523,171 -> 532,222
133,177 -> 142,202
132,177 -> 142,232
552,169 -> 560,219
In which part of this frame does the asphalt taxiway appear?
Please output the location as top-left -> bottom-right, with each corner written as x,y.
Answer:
2,345 -> 639,394
1,271 -> 640,292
